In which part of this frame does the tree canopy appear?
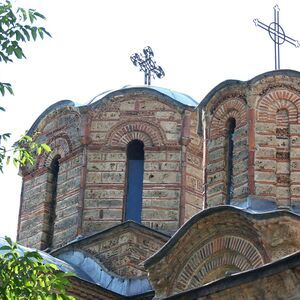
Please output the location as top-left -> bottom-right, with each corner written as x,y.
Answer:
0,2 -> 74,299
0,0 -> 51,172
0,237 -> 75,300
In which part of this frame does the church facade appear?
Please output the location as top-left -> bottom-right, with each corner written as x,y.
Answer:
16,70 -> 300,299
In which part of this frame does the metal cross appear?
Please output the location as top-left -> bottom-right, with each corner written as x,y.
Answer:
254,5 -> 300,70
130,46 -> 165,85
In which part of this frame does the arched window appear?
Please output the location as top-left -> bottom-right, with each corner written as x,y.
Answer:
125,140 -> 144,223
276,109 -> 290,205
45,155 -> 60,249
225,118 -> 236,204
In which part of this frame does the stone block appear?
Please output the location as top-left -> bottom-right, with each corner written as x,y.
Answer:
145,152 -> 166,161
255,122 -> 275,134
255,147 -> 276,158
85,189 -> 123,199
255,183 -> 276,196
208,136 -> 225,149
54,215 -> 78,231
142,209 -> 178,221
119,100 -> 135,110
255,134 -> 276,146
161,162 -> 180,171
289,124 -> 300,134
276,186 -> 290,198
208,183 -> 223,196
208,171 -> 224,184
155,111 -> 180,120
90,132 -> 107,141
143,189 -> 180,198
101,172 -> 125,183
139,100 -> 169,111
144,162 -> 160,171
85,199 -> 123,208
255,159 -> 276,171
185,192 -> 202,207
166,133 -> 179,140
87,161 -> 125,172
207,160 -> 224,174
144,172 -> 179,184
277,162 -> 290,173
160,121 -> 178,132
83,208 -> 122,220
290,147 -> 300,158
167,152 -> 181,161
90,120 -> 117,131
56,194 -> 79,210
57,177 -> 80,194
143,199 -> 178,209
255,171 -> 276,182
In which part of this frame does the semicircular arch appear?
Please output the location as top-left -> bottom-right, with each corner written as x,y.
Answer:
173,235 -> 265,292
256,88 -> 300,124
38,135 -> 72,168
209,98 -> 247,139
107,120 -> 165,147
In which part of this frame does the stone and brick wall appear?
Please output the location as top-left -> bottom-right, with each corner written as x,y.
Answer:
18,107 -> 82,249
145,207 -> 300,299
83,92 -> 193,235
18,90 -> 199,249
204,94 -> 248,206
255,87 -> 300,206
183,110 -> 203,221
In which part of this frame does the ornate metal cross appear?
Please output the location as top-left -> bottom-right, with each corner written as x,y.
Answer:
254,5 -> 300,70
130,46 -> 165,85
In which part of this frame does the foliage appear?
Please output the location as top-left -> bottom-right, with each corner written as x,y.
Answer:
0,237 -> 75,300
0,2 -> 73,299
0,0 -> 52,172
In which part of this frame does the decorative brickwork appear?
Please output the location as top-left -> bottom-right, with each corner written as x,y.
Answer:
174,235 -> 264,293
18,107 -> 82,249
206,98 -> 248,206
107,120 -> 164,147
255,88 -> 300,206
145,207 -> 300,298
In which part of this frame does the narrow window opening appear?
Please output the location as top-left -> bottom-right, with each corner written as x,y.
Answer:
225,118 -> 236,204
125,140 -> 144,223
45,155 -> 60,249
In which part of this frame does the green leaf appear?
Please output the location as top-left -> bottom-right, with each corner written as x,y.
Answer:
41,143 -> 51,152
31,26 -> 37,41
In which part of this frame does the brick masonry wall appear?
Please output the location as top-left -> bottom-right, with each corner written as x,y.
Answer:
183,110 -> 203,221
205,96 -> 248,206
195,267 -> 300,300
83,93 -> 192,235
255,87 -> 300,206
18,107 -> 82,249
146,209 -> 300,299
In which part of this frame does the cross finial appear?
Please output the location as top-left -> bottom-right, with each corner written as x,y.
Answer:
254,5 -> 300,70
130,46 -> 165,85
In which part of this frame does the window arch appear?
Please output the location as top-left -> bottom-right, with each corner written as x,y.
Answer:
125,140 -> 144,223
225,118 -> 236,204
44,155 -> 60,249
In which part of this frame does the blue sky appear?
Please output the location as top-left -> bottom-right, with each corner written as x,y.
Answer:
1,0 -> 300,239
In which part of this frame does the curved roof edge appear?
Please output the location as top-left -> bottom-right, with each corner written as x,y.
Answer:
27,100 -> 75,136
144,205 -> 300,268
56,249 -> 152,297
164,248 -> 300,299
89,86 -> 198,109
198,69 -> 300,109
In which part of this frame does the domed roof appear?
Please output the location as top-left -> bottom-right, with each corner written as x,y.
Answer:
89,85 -> 198,107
